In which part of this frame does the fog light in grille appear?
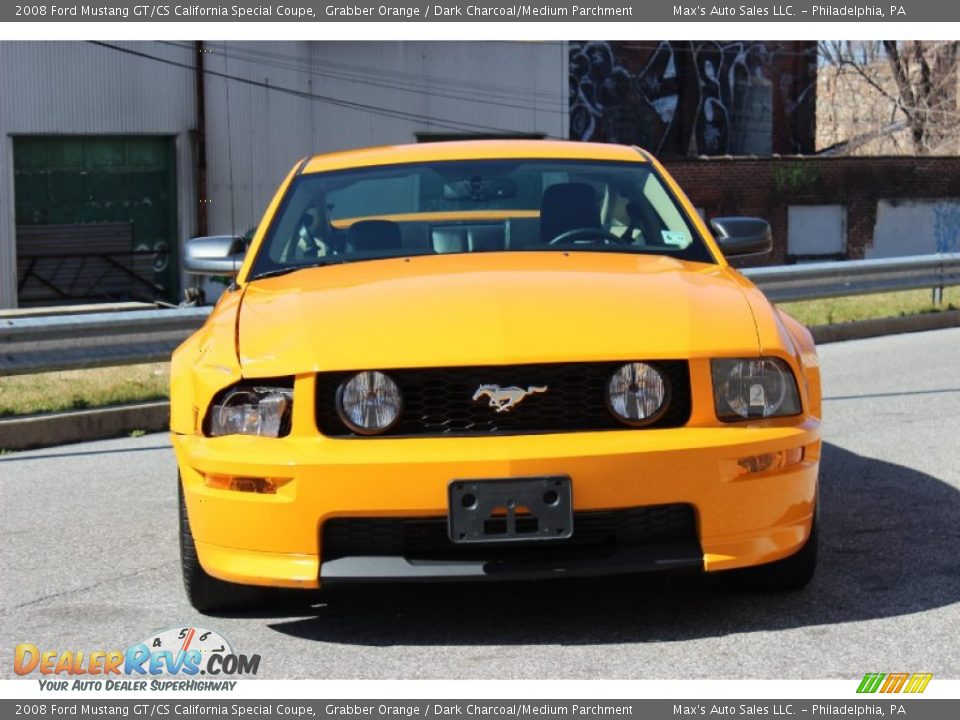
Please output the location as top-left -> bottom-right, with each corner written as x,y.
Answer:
203,474 -> 291,494
337,370 -> 402,434
737,447 -> 804,475
606,362 -> 669,426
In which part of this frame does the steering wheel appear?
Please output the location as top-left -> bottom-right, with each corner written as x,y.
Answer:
547,227 -> 630,245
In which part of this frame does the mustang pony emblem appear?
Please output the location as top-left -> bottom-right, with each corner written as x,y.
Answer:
472,384 -> 548,413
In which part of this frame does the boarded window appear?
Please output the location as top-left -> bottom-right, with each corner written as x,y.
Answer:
787,205 -> 846,260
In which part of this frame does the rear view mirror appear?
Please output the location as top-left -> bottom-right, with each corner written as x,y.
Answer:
183,236 -> 246,276
709,217 -> 773,257
444,177 -> 518,202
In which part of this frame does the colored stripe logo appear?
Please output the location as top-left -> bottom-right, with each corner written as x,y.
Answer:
858,673 -> 932,693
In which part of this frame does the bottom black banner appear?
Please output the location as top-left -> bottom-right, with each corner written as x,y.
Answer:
1,700 -> 956,720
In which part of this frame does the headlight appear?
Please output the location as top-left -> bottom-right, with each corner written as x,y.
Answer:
209,386 -> 293,437
336,371 -> 402,435
605,362 -> 669,426
711,358 -> 801,421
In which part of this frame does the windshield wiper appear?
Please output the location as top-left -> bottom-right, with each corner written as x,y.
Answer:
249,260 -> 336,281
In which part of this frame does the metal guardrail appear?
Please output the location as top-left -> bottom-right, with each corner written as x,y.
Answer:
742,252 -> 960,303
0,307 -> 211,376
1,253 -> 959,376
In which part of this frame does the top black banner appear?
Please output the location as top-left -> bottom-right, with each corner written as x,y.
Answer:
1,1 -> 944,22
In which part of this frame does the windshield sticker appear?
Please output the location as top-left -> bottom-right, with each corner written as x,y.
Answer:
661,230 -> 690,247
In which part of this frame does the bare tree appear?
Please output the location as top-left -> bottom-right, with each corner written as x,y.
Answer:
818,41 -> 959,155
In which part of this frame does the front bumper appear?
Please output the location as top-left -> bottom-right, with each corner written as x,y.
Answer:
173,421 -> 820,589
318,544 -> 704,583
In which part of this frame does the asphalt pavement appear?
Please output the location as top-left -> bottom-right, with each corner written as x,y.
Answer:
2,328 -> 959,679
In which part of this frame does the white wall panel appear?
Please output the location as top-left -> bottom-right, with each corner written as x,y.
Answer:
787,205 -> 846,257
0,40 -> 567,307
201,41 -> 567,237
869,199 -> 960,258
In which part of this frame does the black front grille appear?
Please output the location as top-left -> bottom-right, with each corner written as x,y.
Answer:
322,504 -> 697,563
316,361 -> 690,437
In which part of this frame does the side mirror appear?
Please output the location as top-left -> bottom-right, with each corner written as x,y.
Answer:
709,217 -> 773,257
183,236 -> 246,276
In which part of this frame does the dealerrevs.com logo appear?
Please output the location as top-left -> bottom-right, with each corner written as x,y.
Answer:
14,626 -> 260,691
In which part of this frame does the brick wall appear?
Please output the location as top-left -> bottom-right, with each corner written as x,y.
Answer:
663,155 -> 960,265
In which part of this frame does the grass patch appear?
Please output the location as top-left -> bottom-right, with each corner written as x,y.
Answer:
0,363 -> 169,418
779,287 -> 960,327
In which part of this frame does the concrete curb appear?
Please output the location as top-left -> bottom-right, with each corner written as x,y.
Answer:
810,309 -> 960,344
0,401 -> 169,452
1,313 -> 959,452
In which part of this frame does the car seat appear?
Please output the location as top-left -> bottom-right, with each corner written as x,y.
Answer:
346,220 -> 403,253
539,182 -> 601,244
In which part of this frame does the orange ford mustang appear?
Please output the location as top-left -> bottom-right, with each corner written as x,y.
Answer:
171,140 -> 821,612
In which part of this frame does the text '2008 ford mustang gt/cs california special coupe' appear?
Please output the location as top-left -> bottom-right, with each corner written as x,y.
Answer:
171,140 -> 821,612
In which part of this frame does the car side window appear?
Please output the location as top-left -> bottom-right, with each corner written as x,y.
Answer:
642,176 -> 694,249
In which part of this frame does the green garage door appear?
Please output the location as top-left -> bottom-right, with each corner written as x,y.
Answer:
13,136 -> 179,306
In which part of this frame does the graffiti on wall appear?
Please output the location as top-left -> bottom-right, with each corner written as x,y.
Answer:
569,41 -> 815,156
570,42 -> 635,144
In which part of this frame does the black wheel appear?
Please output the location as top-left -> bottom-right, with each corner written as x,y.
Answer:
179,477 -> 275,613
726,503 -> 819,592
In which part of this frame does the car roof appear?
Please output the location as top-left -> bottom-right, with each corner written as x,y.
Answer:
300,139 -> 647,175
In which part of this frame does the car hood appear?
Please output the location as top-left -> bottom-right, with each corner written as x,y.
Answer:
236,252 -> 760,375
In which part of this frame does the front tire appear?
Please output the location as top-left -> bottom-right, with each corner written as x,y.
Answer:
727,505 -> 819,592
179,478 -> 275,613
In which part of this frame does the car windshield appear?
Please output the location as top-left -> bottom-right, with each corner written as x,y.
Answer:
248,159 -> 715,279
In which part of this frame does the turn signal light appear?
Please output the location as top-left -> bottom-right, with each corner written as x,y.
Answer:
202,474 -> 290,494
737,447 -> 804,475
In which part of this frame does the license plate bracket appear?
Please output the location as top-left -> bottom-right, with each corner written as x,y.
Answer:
448,476 -> 573,544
